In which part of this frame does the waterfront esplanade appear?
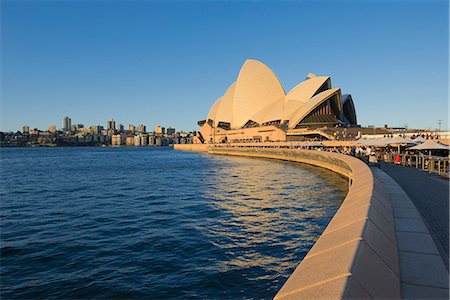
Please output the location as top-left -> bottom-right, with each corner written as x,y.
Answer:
196,59 -> 358,144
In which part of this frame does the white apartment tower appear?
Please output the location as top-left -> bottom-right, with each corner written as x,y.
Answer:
62,116 -> 71,131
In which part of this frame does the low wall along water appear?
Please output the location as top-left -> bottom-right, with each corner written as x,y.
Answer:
177,144 -> 401,299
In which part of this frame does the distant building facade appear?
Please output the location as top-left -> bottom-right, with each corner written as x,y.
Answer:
155,125 -> 165,135
48,125 -> 56,133
107,118 -> 116,131
137,124 -> 146,133
62,116 -> 71,131
112,134 -> 125,146
126,136 -> 134,146
134,135 -> 141,146
148,134 -> 155,145
90,125 -> 103,135
140,134 -> 148,146
166,127 -> 175,135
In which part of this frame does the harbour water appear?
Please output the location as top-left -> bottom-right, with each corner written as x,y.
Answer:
0,147 -> 347,299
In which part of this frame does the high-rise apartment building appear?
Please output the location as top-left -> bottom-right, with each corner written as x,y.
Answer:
140,134 -> 148,146
166,127 -> 175,135
112,134 -> 124,146
29,128 -> 40,135
118,124 -> 124,133
134,135 -> 141,146
137,124 -> 146,133
126,136 -> 134,146
62,116 -> 71,131
128,124 -> 135,132
72,124 -> 84,131
107,118 -> 116,131
155,125 -> 165,135
148,134 -> 155,145
90,125 -> 103,135
22,125 -> 29,133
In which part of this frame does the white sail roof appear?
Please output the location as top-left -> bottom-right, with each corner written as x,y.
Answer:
203,59 -> 356,130
215,82 -> 235,124
231,59 -> 285,128
288,88 -> 341,128
206,97 -> 222,124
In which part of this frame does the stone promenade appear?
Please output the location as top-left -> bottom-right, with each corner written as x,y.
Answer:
373,167 -> 449,299
379,163 -> 449,268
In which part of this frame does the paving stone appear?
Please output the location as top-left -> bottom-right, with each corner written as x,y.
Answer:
379,163 -> 449,265
393,207 -> 422,219
401,283 -> 449,300
391,200 -> 417,209
374,168 -> 449,299
395,218 -> 429,234
397,231 -> 439,254
399,252 -> 449,288
389,193 -> 413,202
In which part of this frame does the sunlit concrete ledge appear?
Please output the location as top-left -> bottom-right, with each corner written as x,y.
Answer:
173,144 -> 210,152
205,147 -> 401,299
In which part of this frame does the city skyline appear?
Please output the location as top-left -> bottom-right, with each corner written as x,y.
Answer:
11,116 -> 195,134
19,115 -> 177,133
3,114 -> 193,147
2,0 -> 448,132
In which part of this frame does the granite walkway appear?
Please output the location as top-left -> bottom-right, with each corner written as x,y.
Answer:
373,168 -> 449,299
379,163 -> 449,268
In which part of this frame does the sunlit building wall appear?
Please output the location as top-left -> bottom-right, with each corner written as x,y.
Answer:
62,116 -> 71,131
48,125 -> 56,133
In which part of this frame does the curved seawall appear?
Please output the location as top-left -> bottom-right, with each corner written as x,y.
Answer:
207,147 -> 400,299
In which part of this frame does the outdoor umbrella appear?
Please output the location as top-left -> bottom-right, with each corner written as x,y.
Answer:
357,138 -> 391,147
356,139 -> 372,146
387,136 -> 417,145
387,136 -> 417,153
411,136 -> 427,143
303,141 -> 324,148
408,140 -> 450,151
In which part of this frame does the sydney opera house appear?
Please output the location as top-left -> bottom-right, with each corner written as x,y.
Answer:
197,59 -> 358,144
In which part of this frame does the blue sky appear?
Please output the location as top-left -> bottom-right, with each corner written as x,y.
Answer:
1,0 -> 448,132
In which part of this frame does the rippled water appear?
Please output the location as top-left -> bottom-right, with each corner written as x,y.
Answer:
0,147 -> 347,299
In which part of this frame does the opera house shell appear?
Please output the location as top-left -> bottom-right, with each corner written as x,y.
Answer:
198,59 -> 357,143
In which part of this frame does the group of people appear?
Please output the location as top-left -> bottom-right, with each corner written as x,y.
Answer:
307,144 -> 429,167
409,132 -> 441,140
320,145 -> 381,164
382,133 -> 441,140
308,144 -> 440,169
